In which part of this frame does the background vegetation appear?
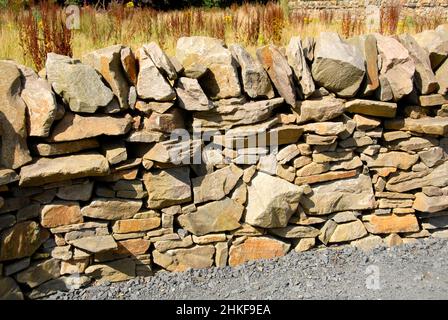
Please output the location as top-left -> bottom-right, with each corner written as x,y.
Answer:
0,0 -> 446,70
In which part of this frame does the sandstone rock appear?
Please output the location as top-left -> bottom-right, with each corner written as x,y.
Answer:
46,53 -> 113,112
40,201 -> 83,228
376,74 -> 394,101
361,152 -> 419,170
81,198 -> 142,220
0,277 -> 23,300
319,219 -> 367,244
345,99 -> 397,118
120,47 -> 137,85
435,59 -> 448,94
56,182 -> 94,201
301,173 -> 375,215
0,221 -> 48,261
85,258 -> 135,283
386,161 -> 448,192
50,221 -> 108,234
302,122 -> 345,136
384,116 -> 448,136
193,97 -> 284,130
375,34 -> 415,101
135,47 -> 175,101
146,109 -> 184,133
296,162 -> 330,177
230,44 -> 275,99
286,37 -> 315,98
135,100 -> 174,114
175,77 -> 213,111
257,45 -> 296,106
60,258 -> 89,275
16,258 -> 60,288
0,169 -> 19,186
143,139 -> 200,164
50,245 -> 72,261
143,167 -> 192,209
413,192 -> 448,213
192,164 -> 243,204
112,218 -> 160,233
116,239 -> 151,255
348,34 -> 379,95
312,32 -> 365,97
387,136 -> 438,152
35,139 -> 99,156
143,42 -> 177,80
69,235 -> 117,253
363,214 -> 419,234
50,112 -> 133,142
21,75 -> 57,137
294,237 -> 316,252
398,33 -> 438,95
245,172 -> 305,228
176,37 -> 241,99
420,148 -> 445,168
153,236 -> 192,253
229,236 -> 290,267
269,225 -> 320,238
102,142 -> 127,165
0,62 -> 32,169
19,154 -> 109,187
178,197 -> 244,235
153,245 -> 215,272
296,96 -> 346,123
418,94 -> 448,106
312,150 -> 354,163
295,169 -> 358,185
414,29 -> 448,70
350,235 -> 384,251
82,45 -> 130,109
353,114 -> 381,131
215,242 -> 228,267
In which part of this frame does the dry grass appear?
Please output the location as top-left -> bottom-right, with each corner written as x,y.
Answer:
0,1 -> 447,69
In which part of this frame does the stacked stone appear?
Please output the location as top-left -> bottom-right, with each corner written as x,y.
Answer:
1,26 -> 448,300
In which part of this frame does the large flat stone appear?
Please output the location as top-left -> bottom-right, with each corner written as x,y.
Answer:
345,99 -> 397,118
301,173 -> 375,215
49,112 -> 133,142
19,153 -> 110,187
229,236 -> 290,267
81,198 -> 142,220
384,117 -> 448,136
192,164 -> 243,204
153,245 -> 215,272
143,167 -> 192,209
0,221 -> 49,262
178,197 -> 244,235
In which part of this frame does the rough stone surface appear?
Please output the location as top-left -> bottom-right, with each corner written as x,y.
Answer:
0,62 -> 32,169
178,197 -> 244,235
229,236 -> 290,267
19,154 -> 110,187
46,53 -> 113,113
230,44 -> 275,99
245,172 -> 305,228
257,45 -> 296,106
312,32 -> 365,97
176,37 -> 241,99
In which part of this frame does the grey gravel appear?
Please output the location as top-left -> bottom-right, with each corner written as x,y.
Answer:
45,238 -> 448,300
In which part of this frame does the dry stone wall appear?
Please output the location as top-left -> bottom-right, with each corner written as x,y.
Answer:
2,25 -> 448,299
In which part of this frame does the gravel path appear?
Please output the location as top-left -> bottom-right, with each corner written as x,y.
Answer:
46,238 -> 448,300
